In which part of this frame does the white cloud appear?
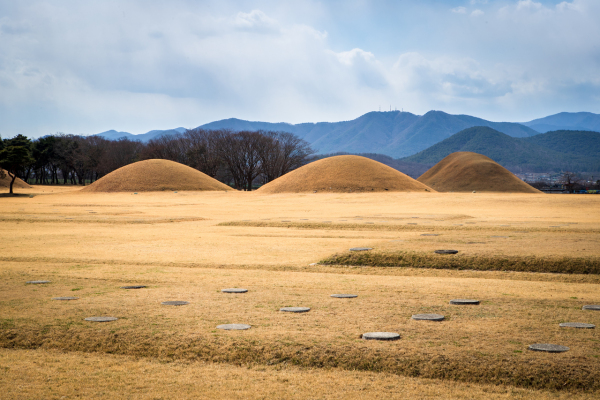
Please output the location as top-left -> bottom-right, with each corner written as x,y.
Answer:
0,0 -> 599,134
516,0 -> 543,11
233,10 -> 280,33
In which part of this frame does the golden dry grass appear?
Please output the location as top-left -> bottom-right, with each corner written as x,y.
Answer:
257,155 -> 434,193
417,152 -> 540,193
1,185 -> 599,397
3,349 -> 595,400
82,159 -> 232,192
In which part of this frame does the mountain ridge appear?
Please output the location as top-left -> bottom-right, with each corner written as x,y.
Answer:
402,127 -> 600,173
92,110 -> 600,159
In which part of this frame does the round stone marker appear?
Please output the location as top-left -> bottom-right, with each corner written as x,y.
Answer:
331,294 -> 358,298
450,299 -> 480,305
85,317 -> 118,322
161,301 -> 189,306
350,247 -> 372,251
559,322 -> 595,329
412,313 -> 445,321
528,343 -> 569,353
120,285 -> 146,289
280,307 -> 310,313
434,250 -> 458,255
221,288 -> 248,293
52,297 -> 79,301
217,324 -> 251,330
582,305 -> 600,311
362,332 -> 400,341
26,280 -> 51,284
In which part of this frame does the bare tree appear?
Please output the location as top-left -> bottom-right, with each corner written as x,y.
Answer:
183,128 -> 223,178
257,131 -> 314,183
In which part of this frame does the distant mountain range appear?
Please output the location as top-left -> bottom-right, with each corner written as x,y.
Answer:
94,111 -> 600,159
522,112 -> 600,133
402,127 -> 600,173
95,127 -> 186,142
198,110 -> 539,158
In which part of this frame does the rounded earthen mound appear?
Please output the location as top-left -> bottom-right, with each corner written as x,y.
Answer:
0,169 -> 31,189
417,152 -> 540,193
257,155 -> 435,193
82,159 -> 231,192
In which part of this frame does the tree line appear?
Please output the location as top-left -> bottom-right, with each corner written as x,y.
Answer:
0,129 -> 314,194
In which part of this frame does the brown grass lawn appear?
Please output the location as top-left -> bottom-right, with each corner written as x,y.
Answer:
1,186 -> 599,398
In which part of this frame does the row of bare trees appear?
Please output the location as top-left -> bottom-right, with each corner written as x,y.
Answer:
4,129 -> 314,191
141,129 -> 314,190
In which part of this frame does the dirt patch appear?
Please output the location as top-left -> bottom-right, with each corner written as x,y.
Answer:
258,155 -> 435,193
82,159 -> 232,192
417,152 -> 540,193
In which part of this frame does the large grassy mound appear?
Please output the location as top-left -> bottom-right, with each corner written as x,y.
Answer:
0,169 -> 31,189
417,152 -> 540,193
258,155 -> 435,193
82,159 -> 231,192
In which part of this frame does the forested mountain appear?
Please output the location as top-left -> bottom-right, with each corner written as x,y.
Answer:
524,130 -> 600,158
199,110 -> 538,157
92,111 -> 599,163
402,127 -> 600,173
522,112 -> 600,133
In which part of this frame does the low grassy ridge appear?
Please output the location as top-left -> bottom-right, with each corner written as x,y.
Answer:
320,251 -> 600,275
2,325 -> 599,392
1,266 -> 599,393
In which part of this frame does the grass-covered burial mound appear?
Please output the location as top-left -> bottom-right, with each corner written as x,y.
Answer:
82,159 -> 231,192
258,155 -> 435,194
417,152 -> 540,193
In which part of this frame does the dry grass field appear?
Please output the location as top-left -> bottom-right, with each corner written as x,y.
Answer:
1,185 -> 599,398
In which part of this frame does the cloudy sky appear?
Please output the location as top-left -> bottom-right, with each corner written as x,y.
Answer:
1,0 -> 599,137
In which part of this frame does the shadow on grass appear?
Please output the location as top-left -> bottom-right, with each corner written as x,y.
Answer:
0,193 -> 35,198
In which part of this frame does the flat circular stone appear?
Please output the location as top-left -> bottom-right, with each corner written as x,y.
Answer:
217,324 -> 251,330
582,305 -> 600,311
350,247 -> 372,251
331,294 -> 358,298
434,250 -> 458,255
280,307 -> 310,313
161,301 -> 189,306
52,297 -> 79,301
221,288 -> 248,293
26,280 -> 51,284
120,285 -> 146,289
85,317 -> 118,322
559,322 -> 595,329
362,332 -> 400,341
450,299 -> 480,305
421,234 -> 439,236
528,343 -> 569,353
412,313 -> 445,321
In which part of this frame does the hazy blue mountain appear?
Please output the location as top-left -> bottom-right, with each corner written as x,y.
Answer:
198,110 -> 538,158
96,130 -> 136,140
402,126 -> 600,173
523,112 -> 600,133
95,127 -> 186,142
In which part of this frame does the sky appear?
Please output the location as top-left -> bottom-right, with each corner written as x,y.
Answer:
0,0 -> 599,137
